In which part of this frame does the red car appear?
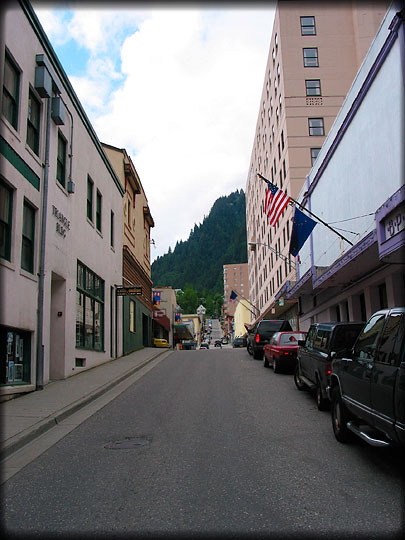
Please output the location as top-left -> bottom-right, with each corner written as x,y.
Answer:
263,331 -> 307,373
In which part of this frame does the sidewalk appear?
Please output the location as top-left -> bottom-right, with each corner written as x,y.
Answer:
0,347 -> 171,460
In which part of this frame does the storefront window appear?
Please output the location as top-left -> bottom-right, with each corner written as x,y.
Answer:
76,261 -> 104,350
1,326 -> 31,385
129,300 -> 136,333
76,291 -> 84,347
94,302 -> 102,349
85,298 -> 95,348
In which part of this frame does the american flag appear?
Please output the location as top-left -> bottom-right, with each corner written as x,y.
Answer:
264,179 -> 291,226
229,290 -> 237,303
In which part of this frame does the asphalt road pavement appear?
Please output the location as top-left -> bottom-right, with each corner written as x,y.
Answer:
2,348 -> 403,537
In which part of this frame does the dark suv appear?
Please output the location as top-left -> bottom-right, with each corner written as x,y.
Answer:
247,319 -> 293,360
329,308 -> 405,447
294,322 -> 365,410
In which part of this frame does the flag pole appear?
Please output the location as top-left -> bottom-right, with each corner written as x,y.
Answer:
257,173 -> 354,247
231,289 -> 260,314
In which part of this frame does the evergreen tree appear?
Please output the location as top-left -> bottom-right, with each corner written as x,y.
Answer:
151,190 -> 247,304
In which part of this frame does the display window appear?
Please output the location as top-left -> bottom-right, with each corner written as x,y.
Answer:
75,261 -> 104,350
0,326 -> 31,385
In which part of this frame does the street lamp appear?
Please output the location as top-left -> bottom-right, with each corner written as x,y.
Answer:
248,241 -> 296,268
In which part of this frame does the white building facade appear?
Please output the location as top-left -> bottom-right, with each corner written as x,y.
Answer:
0,1 -> 124,397
285,2 -> 405,330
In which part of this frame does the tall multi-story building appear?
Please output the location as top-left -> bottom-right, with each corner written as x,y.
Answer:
245,0 -> 389,328
223,262 -> 250,335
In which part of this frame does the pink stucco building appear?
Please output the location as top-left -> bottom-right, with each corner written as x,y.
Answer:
245,0 -> 389,328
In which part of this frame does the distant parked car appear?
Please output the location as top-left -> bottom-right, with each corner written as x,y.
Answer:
154,338 -> 170,348
182,341 -> 197,350
200,342 -> 209,349
263,331 -> 307,372
233,337 -> 245,348
214,340 -> 222,348
247,319 -> 293,360
294,322 -> 365,410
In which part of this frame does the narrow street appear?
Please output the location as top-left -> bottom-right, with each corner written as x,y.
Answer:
2,348 -> 402,536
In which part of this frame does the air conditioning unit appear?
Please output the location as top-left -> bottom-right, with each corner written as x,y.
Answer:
34,65 -> 52,98
51,97 -> 66,125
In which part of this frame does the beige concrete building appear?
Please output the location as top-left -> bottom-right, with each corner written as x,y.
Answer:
151,286 -> 176,346
233,299 -> 253,340
102,144 -> 155,353
245,0 -> 389,328
222,262 -> 250,339
223,263 -> 249,318
180,314 -> 202,345
1,2 -> 124,397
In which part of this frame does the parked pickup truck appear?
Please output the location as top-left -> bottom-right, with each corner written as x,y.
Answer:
247,319 -> 292,360
328,307 -> 405,448
294,322 -> 365,410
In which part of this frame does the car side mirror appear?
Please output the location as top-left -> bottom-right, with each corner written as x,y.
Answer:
298,340 -> 306,347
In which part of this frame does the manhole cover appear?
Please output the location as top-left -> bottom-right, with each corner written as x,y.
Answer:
104,437 -> 151,449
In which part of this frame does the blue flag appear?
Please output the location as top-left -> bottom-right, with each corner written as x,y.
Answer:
289,207 -> 317,257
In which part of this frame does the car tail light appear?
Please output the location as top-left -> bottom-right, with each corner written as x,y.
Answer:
326,360 -> 332,375
255,333 -> 260,343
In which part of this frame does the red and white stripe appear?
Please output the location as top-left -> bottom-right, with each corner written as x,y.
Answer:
265,189 -> 290,225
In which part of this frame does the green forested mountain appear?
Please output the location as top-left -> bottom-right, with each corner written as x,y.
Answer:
151,189 -> 247,301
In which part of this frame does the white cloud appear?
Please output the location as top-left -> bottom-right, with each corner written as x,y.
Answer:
33,5 -> 275,261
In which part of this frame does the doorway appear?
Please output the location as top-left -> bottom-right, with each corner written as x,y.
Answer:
50,272 -> 66,379
142,314 -> 149,346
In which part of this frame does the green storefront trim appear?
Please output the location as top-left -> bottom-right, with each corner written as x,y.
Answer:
123,296 -> 152,354
0,136 -> 40,190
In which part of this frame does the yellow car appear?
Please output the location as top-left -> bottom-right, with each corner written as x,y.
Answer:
153,338 -> 170,348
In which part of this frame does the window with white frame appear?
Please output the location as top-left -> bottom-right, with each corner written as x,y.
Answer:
308,118 -> 324,136
2,51 -> 20,130
301,16 -> 316,35
306,79 -> 321,96
303,48 -> 319,67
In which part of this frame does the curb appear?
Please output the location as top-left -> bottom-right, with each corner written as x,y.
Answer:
1,349 -> 171,460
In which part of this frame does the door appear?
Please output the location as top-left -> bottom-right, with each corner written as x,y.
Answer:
343,313 -> 386,423
300,325 -> 316,378
370,313 -> 404,436
50,273 -> 66,379
142,314 -> 149,347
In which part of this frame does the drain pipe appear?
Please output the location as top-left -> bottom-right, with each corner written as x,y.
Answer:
36,95 -> 51,390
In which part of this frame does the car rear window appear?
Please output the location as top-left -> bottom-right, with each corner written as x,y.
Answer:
313,329 -> 331,351
259,321 -> 286,332
333,324 -> 364,351
279,333 -> 306,345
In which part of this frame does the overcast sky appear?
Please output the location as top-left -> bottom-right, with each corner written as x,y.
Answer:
32,2 -> 276,261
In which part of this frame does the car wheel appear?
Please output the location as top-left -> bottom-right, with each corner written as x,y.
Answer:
263,356 -> 269,368
316,379 -> 329,411
253,349 -> 263,360
294,365 -> 306,391
331,386 -> 352,443
273,358 -> 280,374
247,343 -> 253,356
